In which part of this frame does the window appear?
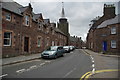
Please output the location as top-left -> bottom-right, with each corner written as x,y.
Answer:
111,27 -> 116,34
6,13 -> 11,21
25,15 -> 30,26
4,32 -> 12,46
38,37 -> 41,47
111,40 -> 116,48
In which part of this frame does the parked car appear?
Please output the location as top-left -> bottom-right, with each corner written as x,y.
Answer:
41,46 -> 65,59
63,46 -> 71,53
69,46 -> 75,51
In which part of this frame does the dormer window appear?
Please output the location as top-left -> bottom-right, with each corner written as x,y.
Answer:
111,27 -> 116,34
6,13 -> 11,21
25,15 -> 30,26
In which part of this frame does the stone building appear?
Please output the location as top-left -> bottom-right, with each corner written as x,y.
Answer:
86,4 -> 120,54
1,1 -> 67,58
69,36 -> 83,49
57,2 -> 70,45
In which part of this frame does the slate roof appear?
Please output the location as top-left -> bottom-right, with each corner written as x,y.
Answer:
97,14 -> 120,28
54,28 -> 66,35
33,13 -> 43,20
2,2 -> 23,16
44,19 -> 50,24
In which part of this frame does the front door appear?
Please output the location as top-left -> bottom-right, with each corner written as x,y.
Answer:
103,41 -> 107,51
24,37 -> 29,52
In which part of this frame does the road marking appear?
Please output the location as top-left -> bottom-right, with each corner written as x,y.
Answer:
92,64 -> 95,68
26,65 -> 37,71
16,69 -> 26,73
92,68 -> 95,74
92,60 -> 94,63
64,67 -> 76,78
80,69 -> 120,80
0,74 -> 8,78
30,65 -> 37,69
40,63 -> 45,66
80,72 -> 91,80
90,57 -> 94,60
45,61 -> 51,63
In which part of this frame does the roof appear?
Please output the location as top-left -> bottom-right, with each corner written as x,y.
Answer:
54,28 -> 66,36
97,14 -> 120,28
2,2 -> 23,16
44,19 -> 50,24
2,1 -> 43,23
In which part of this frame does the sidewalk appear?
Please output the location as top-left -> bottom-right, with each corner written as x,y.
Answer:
0,53 -> 41,66
84,49 -> 120,58
82,49 -> 119,79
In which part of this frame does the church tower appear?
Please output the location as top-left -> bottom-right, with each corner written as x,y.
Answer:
57,2 -> 69,45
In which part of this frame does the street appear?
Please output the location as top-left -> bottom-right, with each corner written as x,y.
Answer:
2,49 -> 92,78
1,49 -> 119,79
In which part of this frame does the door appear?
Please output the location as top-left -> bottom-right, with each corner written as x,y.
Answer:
103,41 -> 107,51
24,37 -> 29,52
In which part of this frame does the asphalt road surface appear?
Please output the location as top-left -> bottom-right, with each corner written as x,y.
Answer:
2,49 -> 92,78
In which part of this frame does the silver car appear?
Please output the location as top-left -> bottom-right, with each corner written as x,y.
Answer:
41,46 -> 65,59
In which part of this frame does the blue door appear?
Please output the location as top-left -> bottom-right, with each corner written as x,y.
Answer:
103,41 -> 107,51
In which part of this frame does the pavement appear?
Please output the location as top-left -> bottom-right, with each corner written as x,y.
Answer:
83,49 -> 120,58
0,53 -> 41,66
82,49 -> 120,79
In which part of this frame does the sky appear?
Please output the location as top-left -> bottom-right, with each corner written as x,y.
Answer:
12,0 -> 119,41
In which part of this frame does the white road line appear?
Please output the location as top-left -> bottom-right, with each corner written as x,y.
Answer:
92,64 -> 95,68
92,60 -> 95,63
45,61 -> 51,63
91,57 -> 94,60
92,68 -> 96,74
30,65 -> 37,68
0,74 -> 8,78
16,69 -> 26,73
64,67 -> 76,78
40,63 -> 45,66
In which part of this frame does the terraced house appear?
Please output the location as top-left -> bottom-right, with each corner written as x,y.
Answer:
1,1 -> 68,58
86,4 -> 120,54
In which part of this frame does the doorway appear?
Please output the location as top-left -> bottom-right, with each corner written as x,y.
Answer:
24,37 -> 29,52
103,41 -> 107,51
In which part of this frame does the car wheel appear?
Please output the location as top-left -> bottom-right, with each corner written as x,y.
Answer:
61,54 -> 64,57
54,55 -> 57,59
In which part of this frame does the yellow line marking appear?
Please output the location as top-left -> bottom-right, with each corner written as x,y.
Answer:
80,71 -> 91,80
80,69 -> 120,80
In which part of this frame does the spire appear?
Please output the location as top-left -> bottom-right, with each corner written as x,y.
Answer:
61,2 -> 65,18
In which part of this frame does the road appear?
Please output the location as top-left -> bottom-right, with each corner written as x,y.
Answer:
1,49 -> 119,79
2,49 -> 92,79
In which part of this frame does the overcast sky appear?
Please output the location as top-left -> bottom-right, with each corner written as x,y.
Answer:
12,0 -> 119,41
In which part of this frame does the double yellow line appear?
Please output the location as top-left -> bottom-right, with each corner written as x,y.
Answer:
80,69 -> 120,80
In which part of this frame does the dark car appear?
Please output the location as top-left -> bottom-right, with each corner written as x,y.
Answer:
41,46 -> 65,59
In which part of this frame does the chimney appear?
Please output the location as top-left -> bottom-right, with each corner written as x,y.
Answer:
103,4 -> 116,18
